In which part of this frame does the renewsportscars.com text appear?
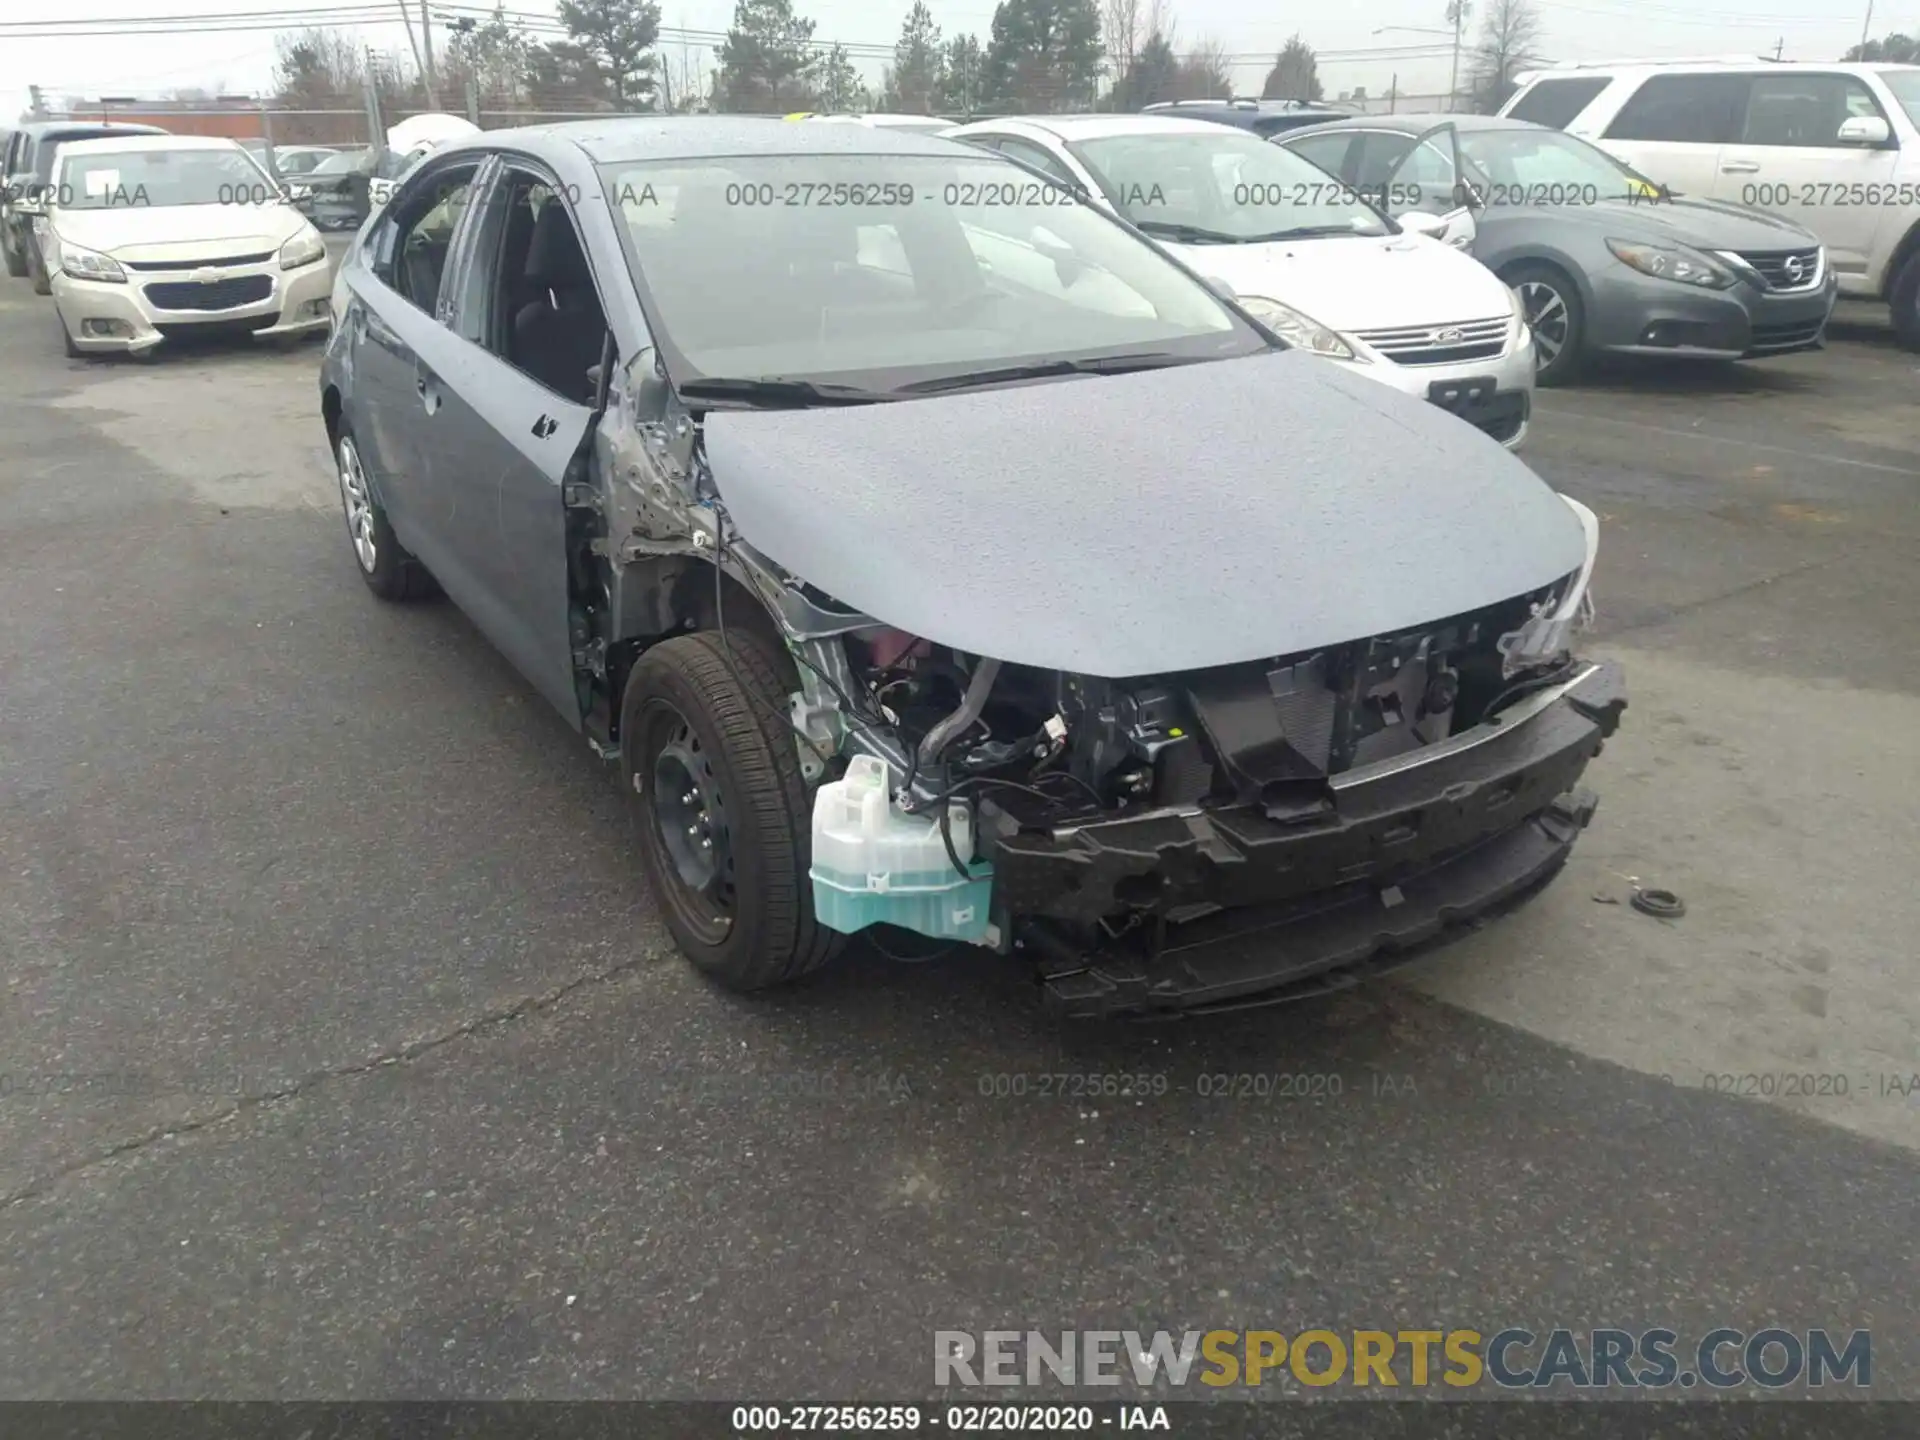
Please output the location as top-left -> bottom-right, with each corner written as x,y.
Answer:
935,1327 -> 1871,1390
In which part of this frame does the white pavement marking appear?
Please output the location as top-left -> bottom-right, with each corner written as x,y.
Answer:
1410,644 -> 1920,1152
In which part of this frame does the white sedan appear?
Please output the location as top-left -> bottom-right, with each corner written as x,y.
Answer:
42,134 -> 332,357
945,114 -> 1538,449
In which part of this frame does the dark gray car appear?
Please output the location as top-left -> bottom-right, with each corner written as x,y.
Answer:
1278,114 -> 1838,384
318,117 -> 1624,1016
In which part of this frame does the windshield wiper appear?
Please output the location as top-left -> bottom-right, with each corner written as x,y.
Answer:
676,376 -> 897,408
896,352 -> 1197,396
1247,224 -> 1366,241
1132,219 -> 1244,245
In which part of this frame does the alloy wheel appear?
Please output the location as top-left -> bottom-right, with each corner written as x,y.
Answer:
336,436 -> 378,574
1517,281 -> 1569,367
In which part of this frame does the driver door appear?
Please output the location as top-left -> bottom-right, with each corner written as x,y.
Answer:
1373,123 -> 1478,250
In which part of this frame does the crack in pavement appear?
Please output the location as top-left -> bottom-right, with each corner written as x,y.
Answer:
0,944 -> 670,1213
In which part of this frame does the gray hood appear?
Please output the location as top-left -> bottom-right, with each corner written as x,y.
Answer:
703,351 -> 1586,678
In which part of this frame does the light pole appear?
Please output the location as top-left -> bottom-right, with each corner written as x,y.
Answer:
1372,22 -> 1463,111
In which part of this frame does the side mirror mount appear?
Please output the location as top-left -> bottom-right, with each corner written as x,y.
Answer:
1398,210 -> 1448,239
1202,274 -> 1238,302
1836,115 -> 1892,147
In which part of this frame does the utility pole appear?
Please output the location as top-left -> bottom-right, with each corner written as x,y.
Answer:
1774,36 -> 1784,60
1445,0 -> 1469,114
421,1 -> 440,110
1861,1 -> 1874,52
1389,73 -> 1398,114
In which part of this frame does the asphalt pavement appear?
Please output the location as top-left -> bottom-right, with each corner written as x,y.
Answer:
0,282 -> 1916,1401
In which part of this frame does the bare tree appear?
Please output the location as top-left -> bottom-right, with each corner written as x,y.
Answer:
1173,37 -> 1231,100
1103,0 -> 1141,92
1466,0 -> 1544,113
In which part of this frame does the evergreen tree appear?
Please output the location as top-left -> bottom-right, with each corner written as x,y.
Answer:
556,0 -> 662,110
981,0 -> 1103,112
715,0 -> 820,112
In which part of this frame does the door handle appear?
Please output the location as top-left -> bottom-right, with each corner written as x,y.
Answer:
531,414 -> 558,439
1720,161 -> 1762,174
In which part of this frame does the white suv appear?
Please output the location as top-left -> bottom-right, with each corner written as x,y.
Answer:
1498,60 -> 1920,347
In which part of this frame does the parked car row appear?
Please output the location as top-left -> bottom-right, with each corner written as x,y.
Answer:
940,106 -> 1840,390
317,115 -> 1626,1014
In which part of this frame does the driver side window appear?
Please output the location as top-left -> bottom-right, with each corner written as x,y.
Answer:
372,161 -> 481,315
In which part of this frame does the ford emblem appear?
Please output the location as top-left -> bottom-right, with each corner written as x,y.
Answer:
1434,327 -> 1465,344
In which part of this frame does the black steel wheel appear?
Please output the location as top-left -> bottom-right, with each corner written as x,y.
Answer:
622,629 -> 842,991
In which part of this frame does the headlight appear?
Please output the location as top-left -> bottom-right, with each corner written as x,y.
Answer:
280,227 -> 326,270
55,239 -> 127,284
1605,238 -> 1734,290
1234,294 -> 1358,360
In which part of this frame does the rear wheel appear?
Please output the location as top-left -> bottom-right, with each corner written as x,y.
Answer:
623,630 -> 842,992
1889,252 -> 1920,352
1508,262 -> 1585,387
334,425 -> 435,601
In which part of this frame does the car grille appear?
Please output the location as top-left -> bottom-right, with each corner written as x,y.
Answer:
122,251 -> 274,272
1730,247 -> 1823,293
143,275 -> 274,312
1353,316 -> 1509,365
1747,317 -> 1826,354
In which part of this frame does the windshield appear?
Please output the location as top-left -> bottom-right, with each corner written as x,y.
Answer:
597,152 -> 1264,391
1067,129 -> 1394,242
1880,70 -> 1920,128
1455,127 -> 1664,203
310,150 -> 373,177
54,146 -> 280,209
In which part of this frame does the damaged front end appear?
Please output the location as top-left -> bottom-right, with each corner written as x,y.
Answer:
757,514 -> 1619,1018
581,359 -> 1624,1018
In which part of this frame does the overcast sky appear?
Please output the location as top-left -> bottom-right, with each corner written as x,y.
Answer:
0,0 -> 1890,126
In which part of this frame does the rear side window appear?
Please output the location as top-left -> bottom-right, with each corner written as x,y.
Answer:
1285,131 -> 1360,181
1740,74 -> 1889,146
1604,73 -> 1750,144
1508,77 -> 1611,129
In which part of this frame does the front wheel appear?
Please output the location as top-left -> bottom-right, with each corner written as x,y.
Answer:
622,629 -> 843,992
1508,263 -> 1585,387
1889,253 -> 1920,352
3,228 -> 25,278
28,237 -> 51,296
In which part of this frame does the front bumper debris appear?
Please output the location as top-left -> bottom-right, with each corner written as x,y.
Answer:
998,659 -> 1626,1017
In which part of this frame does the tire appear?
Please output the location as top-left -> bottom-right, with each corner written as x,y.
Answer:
55,306 -> 83,360
333,424 -> 435,601
1507,262 -> 1585,387
3,228 -> 25,278
622,629 -> 843,992
1890,253 -> 1920,352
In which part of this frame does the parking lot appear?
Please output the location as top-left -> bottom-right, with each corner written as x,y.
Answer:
1,246 -> 1917,1401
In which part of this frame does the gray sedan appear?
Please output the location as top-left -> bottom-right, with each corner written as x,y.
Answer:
1278,114 -> 1838,384
317,117 -> 1624,1015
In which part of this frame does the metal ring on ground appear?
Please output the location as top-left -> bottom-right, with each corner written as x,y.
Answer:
1631,888 -> 1686,919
